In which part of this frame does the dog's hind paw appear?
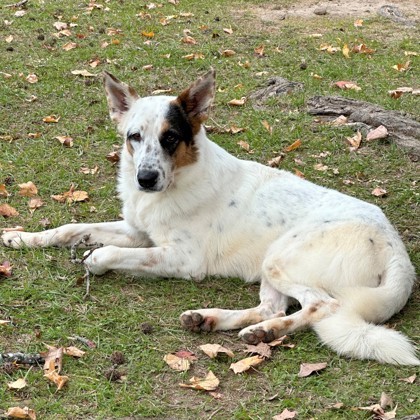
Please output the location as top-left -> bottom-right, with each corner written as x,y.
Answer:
239,327 -> 276,344
180,310 -> 217,333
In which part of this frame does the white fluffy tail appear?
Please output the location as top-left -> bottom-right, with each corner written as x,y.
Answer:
313,310 -> 419,365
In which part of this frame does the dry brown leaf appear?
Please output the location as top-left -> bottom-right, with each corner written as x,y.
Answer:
173,350 -> 198,361
294,169 -> 305,179
334,81 -> 361,91
267,154 -> 284,168
298,362 -> 327,377
62,42 -> 77,51
392,61 -> 410,72
106,151 -> 120,163
164,354 -> 191,371
0,262 -> 12,277
199,343 -> 234,358
285,139 -> 301,152
19,181 -> 38,197
366,125 -> 388,141
227,125 -> 245,134
44,363 -> 69,390
314,163 -> 328,171
399,374 -> 416,383
273,408 -> 297,419
182,53 -> 205,60
354,19 -> 364,27
0,204 -> 19,218
357,402 -> 397,420
244,342 -> 272,359
0,184 -> 10,197
71,69 -> 96,77
181,35 -> 197,44
64,346 -> 86,358
228,97 -> 246,106
54,21 -> 68,31
28,198 -> 44,214
42,345 -> 63,373
26,74 -> 38,84
80,166 -> 99,175
254,44 -> 265,56
89,59 -> 101,68
331,115 -> 348,126
179,370 -> 219,391
352,43 -> 374,54
6,35 -> 14,43
222,49 -> 236,57
230,355 -> 265,374
51,185 -> 89,204
268,335 -> 294,348
43,115 -> 60,123
142,64 -> 154,71
223,27 -> 233,34
380,392 -> 393,409
1,319 -> 12,325
346,130 -> 362,151
6,407 -> 36,420
152,88 -> 172,95
55,136 -> 74,147
8,378 -> 27,390
261,120 -> 273,134
237,140 -> 253,153
371,187 -> 387,197
319,43 -> 340,54
2,226 -> 24,233
27,132 -> 41,138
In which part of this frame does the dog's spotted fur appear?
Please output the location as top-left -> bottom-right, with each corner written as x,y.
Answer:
2,70 -> 418,365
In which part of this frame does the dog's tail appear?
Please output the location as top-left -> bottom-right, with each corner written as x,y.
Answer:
314,254 -> 419,365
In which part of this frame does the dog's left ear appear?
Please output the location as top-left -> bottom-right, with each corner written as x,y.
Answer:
103,72 -> 139,123
177,68 -> 215,123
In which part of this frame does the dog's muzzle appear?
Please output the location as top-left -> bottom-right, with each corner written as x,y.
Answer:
137,169 -> 160,191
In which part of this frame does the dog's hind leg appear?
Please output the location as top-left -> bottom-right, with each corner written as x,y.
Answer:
2,221 -> 151,249
180,280 -> 289,332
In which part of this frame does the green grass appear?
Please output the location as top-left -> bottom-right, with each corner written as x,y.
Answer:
0,1 -> 419,419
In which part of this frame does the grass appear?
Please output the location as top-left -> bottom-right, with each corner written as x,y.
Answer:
0,0 -> 419,418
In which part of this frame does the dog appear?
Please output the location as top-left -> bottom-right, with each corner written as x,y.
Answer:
2,69 -> 418,365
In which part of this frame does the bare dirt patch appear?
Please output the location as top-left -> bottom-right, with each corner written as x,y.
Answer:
246,0 -> 419,23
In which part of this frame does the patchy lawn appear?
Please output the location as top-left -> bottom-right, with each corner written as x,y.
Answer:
0,0 -> 418,419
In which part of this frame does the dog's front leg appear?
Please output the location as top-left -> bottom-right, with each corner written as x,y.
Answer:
83,245 -> 203,279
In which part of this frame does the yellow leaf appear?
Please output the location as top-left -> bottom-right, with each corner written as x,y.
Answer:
141,30 -> 155,38
342,44 -> 350,58
71,69 -> 96,77
230,355 -> 265,373
163,354 -> 191,371
179,370 -> 219,391
43,115 -> 60,123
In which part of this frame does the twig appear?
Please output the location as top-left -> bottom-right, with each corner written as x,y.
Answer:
4,0 -> 28,8
208,407 -> 223,420
70,235 -> 103,299
0,352 -> 44,366
67,335 -> 96,349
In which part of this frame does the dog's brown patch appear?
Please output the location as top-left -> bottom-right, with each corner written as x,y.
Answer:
173,141 -> 198,168
126,139 -> 134,155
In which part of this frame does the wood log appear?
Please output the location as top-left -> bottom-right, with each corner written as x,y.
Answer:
307,95 -> 420,157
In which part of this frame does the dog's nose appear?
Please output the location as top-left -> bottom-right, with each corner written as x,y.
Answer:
137,170 -> 159,189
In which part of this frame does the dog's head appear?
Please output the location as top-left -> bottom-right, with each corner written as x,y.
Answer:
103,69 -> 215,192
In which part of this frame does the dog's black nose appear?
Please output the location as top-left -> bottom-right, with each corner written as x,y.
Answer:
137,170 -> 159,189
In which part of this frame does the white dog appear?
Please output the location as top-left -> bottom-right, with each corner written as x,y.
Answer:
2,70 -> 418,365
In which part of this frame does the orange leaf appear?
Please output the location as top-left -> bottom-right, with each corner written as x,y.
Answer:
285,139 -> 302,152
0,204 -> 19,218
254,44 -> 265,56
141,30 -> 155,38
0,184 -> 10,197
43,115 -> 60,123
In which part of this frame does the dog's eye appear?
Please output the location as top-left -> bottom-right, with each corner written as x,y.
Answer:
128,132 -> 142,142
166,135 -> 178,143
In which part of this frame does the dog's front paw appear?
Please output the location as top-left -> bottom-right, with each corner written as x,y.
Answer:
1,231 -> 25,249
180,310 -> 218,333
83,246 -> 115,275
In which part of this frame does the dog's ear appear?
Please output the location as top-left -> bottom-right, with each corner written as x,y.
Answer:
177,68 -> 215,124
103,72 -> 139,123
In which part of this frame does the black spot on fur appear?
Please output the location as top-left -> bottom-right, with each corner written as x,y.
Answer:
161,103 -> 194,155
369,238 -> 374,245
228,200 -> 237,207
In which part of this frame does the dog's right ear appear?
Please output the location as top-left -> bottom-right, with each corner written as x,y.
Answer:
103,72 -> 139,123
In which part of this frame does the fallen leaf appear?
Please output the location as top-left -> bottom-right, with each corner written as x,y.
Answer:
298,362 -> 327,377
331,115 -> 348,126
2,226 -> 24,232
227,125 -> 245,134
380,392 -> 393,409
6,35 -> 14,43
230,355 -> 265,374
254,44 -> 265,56
314,163 -> 328,171
15,10 -> 27,17
181,35 -> 197,44
55,136 -> 74,147
285,139 -> 301,152
392,61 -> 410,72
1,319 -> 12,325
404,51 -> 418,56
228,97 -> 246,106
237,140 -> 253,153
6,406 -> 36,420
267,154 -> 284,167
268,335 -> 294,348
43,115 -> 60,123
63,346 -> 86,358
80,165 -> 99,175
44,363 -> 69,391
54,21 -> 68,31
106,151 -> 120,163
334,81 -> 361,91
152,88 -> 172,95
199,343 -> 234,358
0,261 -> 13,277
51,185 -> 89,204
346,130 -> 362,151
89,59 -> 101,68
261,120 -> 273,134
182,53 -> 205,60
0,184 -> 10,197
294,169 -> 305,179
27,132 -> 41,138
71,69 -> 96,77
399,374 -> 416,383
26,74 -> 38,84
179,370 -> 219,391
222,49 -> 236,57
223,27 -> 233,34
352,43 -> 374,54
142,64 -> 154,71
366,125 -> 388,141
164,354 -> 191,371
173,350 -> 198,361
42,345 -> 63,373
342,44 -> 350,58
28,198 -> 44,214
18,181 -> 38,197
8,378 -> 27,390
141,30 -> 155,38
311,73 -> 323,79
62,42 -> 77,51
354,19 -> 364,27
273,408 -> 297,419
244,342 -> 272,359
327,402 -> 344,409
0,204 -> 19,218
371,187 -> 387,197
319,43 -> 339,54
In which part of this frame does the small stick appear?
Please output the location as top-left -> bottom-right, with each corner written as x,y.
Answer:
0,352 -> 44,366
67,335 -> 96,349
4,0 -> 28,7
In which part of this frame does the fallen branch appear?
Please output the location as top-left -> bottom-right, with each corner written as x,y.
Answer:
307,95 -> 420,157
0,352 -> 44,366
4,0 -> 28,8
